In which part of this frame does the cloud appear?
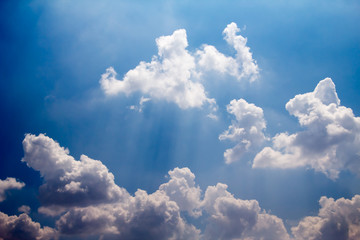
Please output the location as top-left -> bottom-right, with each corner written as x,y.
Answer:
21,134 -> 359,240
22,134 -> 129,214
219,98 -> 267,164
253,78 -> 360,180
56,190 -> 201,240
0,177 -> 25,202
21,134 -> 200,239
292,195 -> 360,240
159,167 -> 202,217
197,22 -> 259,82
0,212 -> 57,240
18,205 -> 31,215
100,22 -> 258,110
129,96 -> 151,112
0,131 -> 355,240
100,29 -> 214,110
202,183 -> 289,240
18,134 -> 292,239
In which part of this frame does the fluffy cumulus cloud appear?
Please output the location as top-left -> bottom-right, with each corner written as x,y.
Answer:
56,190 -> 201,240
100,22 -> 259,110
202,183 -> 289,240
3,133 -> 356,239
22,133 -> 129,215
219,98 -> 267,164
253,78 -> 360,179
13,134 -> 292,239
197,22 -> 259,82
0,212 -> 57,240
159,167 -> 202,217
292,195 -> 360,240
0,177 -> 25,202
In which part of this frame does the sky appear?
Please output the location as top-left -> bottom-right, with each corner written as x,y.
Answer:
0,0 -> 360,239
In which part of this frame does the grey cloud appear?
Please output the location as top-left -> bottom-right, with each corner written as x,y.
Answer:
20,133 -> 356,240
292,195 -> 360,240
0,212 -> 57,240
159,167 -> 202,217
22,134 -> 129,212
56,190 -> 201,240
22,134 -> 200,239
202,183 -> 289,240
0,178 -> 25,202
18,205 -> 31,215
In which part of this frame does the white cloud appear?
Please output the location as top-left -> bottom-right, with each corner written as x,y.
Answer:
0,212 -> 57,240
159,167 -> 202,217
100,29 -> 214,110
219,98 -> 267,164
292,195 -> 360,240
129,96 -> 151,112
197,22 -> 259,82
253,78 -> 360,180
0,177 -> 25,202
100,22 -> 259,110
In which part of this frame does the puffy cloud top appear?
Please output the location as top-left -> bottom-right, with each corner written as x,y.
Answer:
220,99 -> 267,164
17,134 -> 292,240
4,133 -> 356,239
0,212 -> 57,240
159,167 -> 202,217
100,22 -> 259,110
253,78 -> 360,179
292,195 -> 360,240
202,183 -> 289,240
22,134 -> 129,213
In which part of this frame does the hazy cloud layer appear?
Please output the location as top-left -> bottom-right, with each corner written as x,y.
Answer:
253,78 -> 360,179
0,212 -> 57,240
100,22 -> 259,110
220,98 -> 267,164
0,177 -> 25,202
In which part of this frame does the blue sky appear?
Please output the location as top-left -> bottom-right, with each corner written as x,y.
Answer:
0,0 -> 360,239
